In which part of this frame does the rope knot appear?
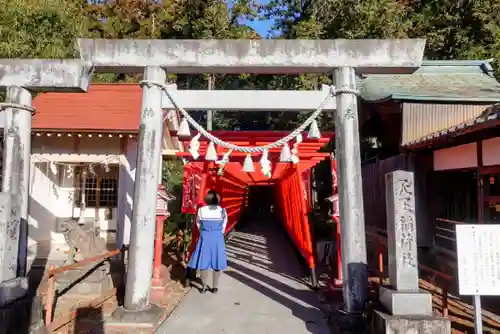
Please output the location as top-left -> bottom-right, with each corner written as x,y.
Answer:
332,86 -> 360,96
0,103 -> 36,115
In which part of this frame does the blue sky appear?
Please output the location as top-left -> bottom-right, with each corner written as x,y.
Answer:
230,0 -> 275,37
248,19 -> 274,37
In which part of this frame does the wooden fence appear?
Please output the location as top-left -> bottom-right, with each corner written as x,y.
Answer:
361,154 -> 410,232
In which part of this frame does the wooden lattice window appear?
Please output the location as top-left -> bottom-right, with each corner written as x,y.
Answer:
74,165 -> 119,208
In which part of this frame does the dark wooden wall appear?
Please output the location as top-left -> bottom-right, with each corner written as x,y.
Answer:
362,153 -> 434,248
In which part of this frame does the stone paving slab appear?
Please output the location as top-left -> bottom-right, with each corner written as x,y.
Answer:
156,220 -> 330,334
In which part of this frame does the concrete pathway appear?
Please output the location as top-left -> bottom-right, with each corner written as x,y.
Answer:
156,219 -> 330,334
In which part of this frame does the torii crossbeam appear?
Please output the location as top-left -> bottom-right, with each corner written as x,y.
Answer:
0,59 -> 92,308
77,38 -> 426,316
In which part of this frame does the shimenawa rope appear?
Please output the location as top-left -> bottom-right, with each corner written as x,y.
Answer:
140,80 -> 359,153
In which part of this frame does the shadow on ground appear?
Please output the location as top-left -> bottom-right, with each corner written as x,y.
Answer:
156,218 -> 330,334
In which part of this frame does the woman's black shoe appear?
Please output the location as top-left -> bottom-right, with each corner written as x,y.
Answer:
211,287 -> 218,294
200,286 -> 208,294
183,268 -> 193,288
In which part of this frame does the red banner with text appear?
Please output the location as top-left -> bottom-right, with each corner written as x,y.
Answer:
181,163 -> 203,214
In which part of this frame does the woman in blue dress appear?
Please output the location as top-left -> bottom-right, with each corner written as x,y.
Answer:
187,190 -> 228,293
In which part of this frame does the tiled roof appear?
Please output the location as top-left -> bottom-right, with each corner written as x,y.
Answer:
359,60 -> 500,103
32,84 -> 142,132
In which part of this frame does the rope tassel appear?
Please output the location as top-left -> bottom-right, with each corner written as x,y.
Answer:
260,149 -> 272,178
178,117 -> 191,137
280,144 -> 292,162
66,165 -> 73,179
242,154 -> 255,172
189,133 -> 201,160
140,81 -> 356,156
308,119 -> 321,139
291,134 -> 302,164
216,150 -> 232,176
205,142 -> 218,161
216,149 -> 232,166
50,162 -> 58,175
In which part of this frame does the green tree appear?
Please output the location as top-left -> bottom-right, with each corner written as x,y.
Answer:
265,0 -> 410,39
0,0 -> 88,58
162,159 -> 184,194
265,0 -> 500,69
406,0 -> 499,61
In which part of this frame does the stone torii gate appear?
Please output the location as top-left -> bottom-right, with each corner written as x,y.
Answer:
78,38 -> 425,318
0,60 -> 92,316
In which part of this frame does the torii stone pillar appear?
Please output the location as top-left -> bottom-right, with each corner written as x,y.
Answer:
2,86 -> 32,280
333,67 -> 367,313
78,38 -> 425,316
124,67 -> 166,311
0,60 -> 92,308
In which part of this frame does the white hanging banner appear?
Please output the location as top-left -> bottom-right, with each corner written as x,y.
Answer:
456,224 -> 500,296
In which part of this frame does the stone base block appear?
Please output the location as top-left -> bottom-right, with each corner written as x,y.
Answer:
152,265 -> 170,289
0,277 -> 28,307
56,262 -> 110,284
56,271 -> 113,297
372,310 -> 451,334
379,286 -> 432,316
107,304 -> 163,330
71,302 -> 169,334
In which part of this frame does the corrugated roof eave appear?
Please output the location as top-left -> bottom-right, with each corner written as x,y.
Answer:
391,94 -> 500,103
403,109 -> 500,149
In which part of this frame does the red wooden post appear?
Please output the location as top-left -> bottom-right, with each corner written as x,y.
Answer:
330,157 -> 343,287
334,216 -> 343,286
152,185 -> 169,287
152,214 -> 166,285
377,248 -> 384,284
45,265 -> 56,325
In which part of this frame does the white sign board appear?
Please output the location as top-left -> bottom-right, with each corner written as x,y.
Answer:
456,224 -> 500,296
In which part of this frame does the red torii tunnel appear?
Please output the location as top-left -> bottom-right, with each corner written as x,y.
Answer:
177,131 -> 334,282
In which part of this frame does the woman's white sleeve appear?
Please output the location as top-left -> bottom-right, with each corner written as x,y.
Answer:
222,208 -> 228,233
195,208 -> 201,229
